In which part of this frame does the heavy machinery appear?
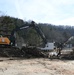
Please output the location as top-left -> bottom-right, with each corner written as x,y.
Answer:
53,36 -> 74,59
0,21 -> 54,57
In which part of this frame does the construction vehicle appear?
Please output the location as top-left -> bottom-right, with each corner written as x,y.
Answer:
0,21 -> 54,57
53,36 -> 74,59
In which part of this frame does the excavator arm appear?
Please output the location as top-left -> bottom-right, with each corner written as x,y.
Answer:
10,21 -> 47,46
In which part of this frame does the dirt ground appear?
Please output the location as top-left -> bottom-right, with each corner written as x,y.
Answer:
0,57 -> 74,75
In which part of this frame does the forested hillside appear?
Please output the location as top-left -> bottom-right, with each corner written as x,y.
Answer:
38,23 -> 74,43
0,16 -> 74,46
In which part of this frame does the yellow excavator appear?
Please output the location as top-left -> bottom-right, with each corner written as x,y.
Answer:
0,21 -> 52,57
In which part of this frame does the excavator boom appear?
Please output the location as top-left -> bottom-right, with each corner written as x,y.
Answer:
10,21 -> 47,46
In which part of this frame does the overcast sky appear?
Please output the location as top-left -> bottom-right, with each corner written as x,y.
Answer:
0,0 -> 74,26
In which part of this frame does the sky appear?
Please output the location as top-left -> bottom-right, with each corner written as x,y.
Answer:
0,0 -> 74,26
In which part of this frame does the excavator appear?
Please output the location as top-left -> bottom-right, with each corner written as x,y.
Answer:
0,21 -> 53,57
